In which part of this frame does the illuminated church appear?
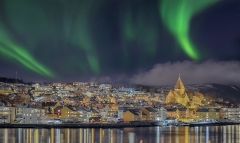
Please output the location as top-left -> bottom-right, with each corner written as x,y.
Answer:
165,75 -> 190,106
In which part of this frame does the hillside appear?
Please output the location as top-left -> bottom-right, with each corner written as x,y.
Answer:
157,83 -> 240,104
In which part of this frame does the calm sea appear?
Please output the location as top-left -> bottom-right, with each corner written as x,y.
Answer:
0,125 -> 239,143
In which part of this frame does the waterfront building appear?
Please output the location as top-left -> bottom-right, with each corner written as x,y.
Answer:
178,108 -> 190,119
22,108 -> 45,124
15,102 -> 43,122
0,107 -> 15,123
166,108 -> 179,118
88,108 -> 101,118
220,108 -> 240,122
60,106 -> 79,121
77,108 -> 102,122
107,109 -> 118,118
76,106 -> 88,122
122,108 -> 146,121
117,107 -> 125,119
177,108 -> 194,122
195,108 -> 220,122
165,75 -> 190,106
15,103 -> 29,123
155,107 -> 167,121
96,104 -> 110,119
142,107 -> 158,120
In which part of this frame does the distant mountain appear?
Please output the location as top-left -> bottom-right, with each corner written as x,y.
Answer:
157,83 -> 240,104
0,77 -> 24,83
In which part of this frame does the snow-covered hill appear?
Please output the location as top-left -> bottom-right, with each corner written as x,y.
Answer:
156,83 -> 240,104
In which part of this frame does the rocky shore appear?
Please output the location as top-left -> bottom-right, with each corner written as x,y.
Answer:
0,121 -> 161,129
0,121 -> 239,129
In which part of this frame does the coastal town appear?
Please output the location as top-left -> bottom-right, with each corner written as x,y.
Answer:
0,76 -> 239,126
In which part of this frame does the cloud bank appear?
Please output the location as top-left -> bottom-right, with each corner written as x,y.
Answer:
89,74 -> 130,86
130,60 -> 240,86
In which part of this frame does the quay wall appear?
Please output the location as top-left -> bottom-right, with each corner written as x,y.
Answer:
0,121 -> 160,129
0,121 -> 238,128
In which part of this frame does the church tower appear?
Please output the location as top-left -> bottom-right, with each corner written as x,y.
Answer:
165,75 -> 189,106
174,74 -> 185,96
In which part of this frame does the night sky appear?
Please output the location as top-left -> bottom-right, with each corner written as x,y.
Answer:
0,0 -> 240,86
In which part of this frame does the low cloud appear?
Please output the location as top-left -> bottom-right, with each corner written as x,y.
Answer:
130,60 -> 240,86
89,76 -> 111,84
88,74 -> 130,86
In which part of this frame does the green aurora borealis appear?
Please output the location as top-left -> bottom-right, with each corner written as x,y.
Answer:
0,0 -> 231,80
160,0 -> 218,60
0,22 -> 55,77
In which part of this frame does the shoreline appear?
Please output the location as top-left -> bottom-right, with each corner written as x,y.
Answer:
188,122 -> 240,127
0,121 -> 239,129
0,121 -> 160,129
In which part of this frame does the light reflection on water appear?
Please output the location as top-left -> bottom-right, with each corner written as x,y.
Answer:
0,125 -> 240,143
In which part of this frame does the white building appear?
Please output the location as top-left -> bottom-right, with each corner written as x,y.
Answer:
22,108 -> 45,124
156,107 -> 167,121
220,108 -> 240,122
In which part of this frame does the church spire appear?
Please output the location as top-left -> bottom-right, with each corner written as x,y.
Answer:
174,74 -> 185,90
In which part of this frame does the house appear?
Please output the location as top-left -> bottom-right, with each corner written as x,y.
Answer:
60,106 -> 79,121
42,102 -> 60,114
95,104 -> 109,119
122,108 -> 146,121
88,108 -> 101,118
142,107 -> 158,120
54,106 -> 63,118
166,108 -> 179,118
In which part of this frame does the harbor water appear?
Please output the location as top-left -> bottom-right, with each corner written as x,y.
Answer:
0,125 -> 239,143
